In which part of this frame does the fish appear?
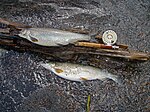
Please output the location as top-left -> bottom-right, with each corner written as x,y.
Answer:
41,62 -> 120,84
18,28 -> 91,46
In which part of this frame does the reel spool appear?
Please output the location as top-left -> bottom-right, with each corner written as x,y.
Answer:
102,30 -> 117,45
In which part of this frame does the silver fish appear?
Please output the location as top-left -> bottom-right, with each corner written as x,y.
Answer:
41,62 -> 120,84
18,28 -> 91,46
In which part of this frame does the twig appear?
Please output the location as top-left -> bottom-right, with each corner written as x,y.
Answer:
86,95 -> 91,112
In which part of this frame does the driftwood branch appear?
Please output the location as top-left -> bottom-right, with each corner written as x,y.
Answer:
0,35 -> 149,61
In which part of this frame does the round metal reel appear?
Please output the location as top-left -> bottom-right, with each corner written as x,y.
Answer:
102,30 -> 117,45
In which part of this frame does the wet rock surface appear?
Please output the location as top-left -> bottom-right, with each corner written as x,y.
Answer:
0,0 -> 150,112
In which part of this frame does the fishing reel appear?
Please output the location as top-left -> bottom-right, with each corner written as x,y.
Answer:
102,30 -> 117,45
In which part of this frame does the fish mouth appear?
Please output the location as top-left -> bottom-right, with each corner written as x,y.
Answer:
40,63 -> 56,70
18,29 -> 26,37
18,29 -> 30,38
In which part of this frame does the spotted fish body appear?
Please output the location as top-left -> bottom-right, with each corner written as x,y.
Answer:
41,62 -> 120,83
18,28 -> 91,46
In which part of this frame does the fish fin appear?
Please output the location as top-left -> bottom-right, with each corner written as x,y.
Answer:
54,68 -> 64,73
107,74 -> 123,86
56,43 -> 66,46
29,35 -> 39,42
100,72 -> 123,85
80,77 -> 88,81
64,28 -> 89,34
56,43 -> 70,46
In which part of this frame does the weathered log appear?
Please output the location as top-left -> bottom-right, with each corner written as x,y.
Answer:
0,35 -> 149,61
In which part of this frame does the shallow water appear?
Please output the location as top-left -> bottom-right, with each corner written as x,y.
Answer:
0,0 -> 150,112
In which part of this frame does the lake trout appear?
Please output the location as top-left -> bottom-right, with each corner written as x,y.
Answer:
18,28 -> 91,46
41,62 -> 120,84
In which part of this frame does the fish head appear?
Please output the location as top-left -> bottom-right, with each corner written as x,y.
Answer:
41,62 -> 55,70
18,28 -> 39,43
18,28 -> 30,39
41,62 -> 64,74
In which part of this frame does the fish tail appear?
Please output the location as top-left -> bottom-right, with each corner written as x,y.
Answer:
106,73 -> 123,85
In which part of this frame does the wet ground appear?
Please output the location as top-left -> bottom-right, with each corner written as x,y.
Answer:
0,0 -> 150,112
